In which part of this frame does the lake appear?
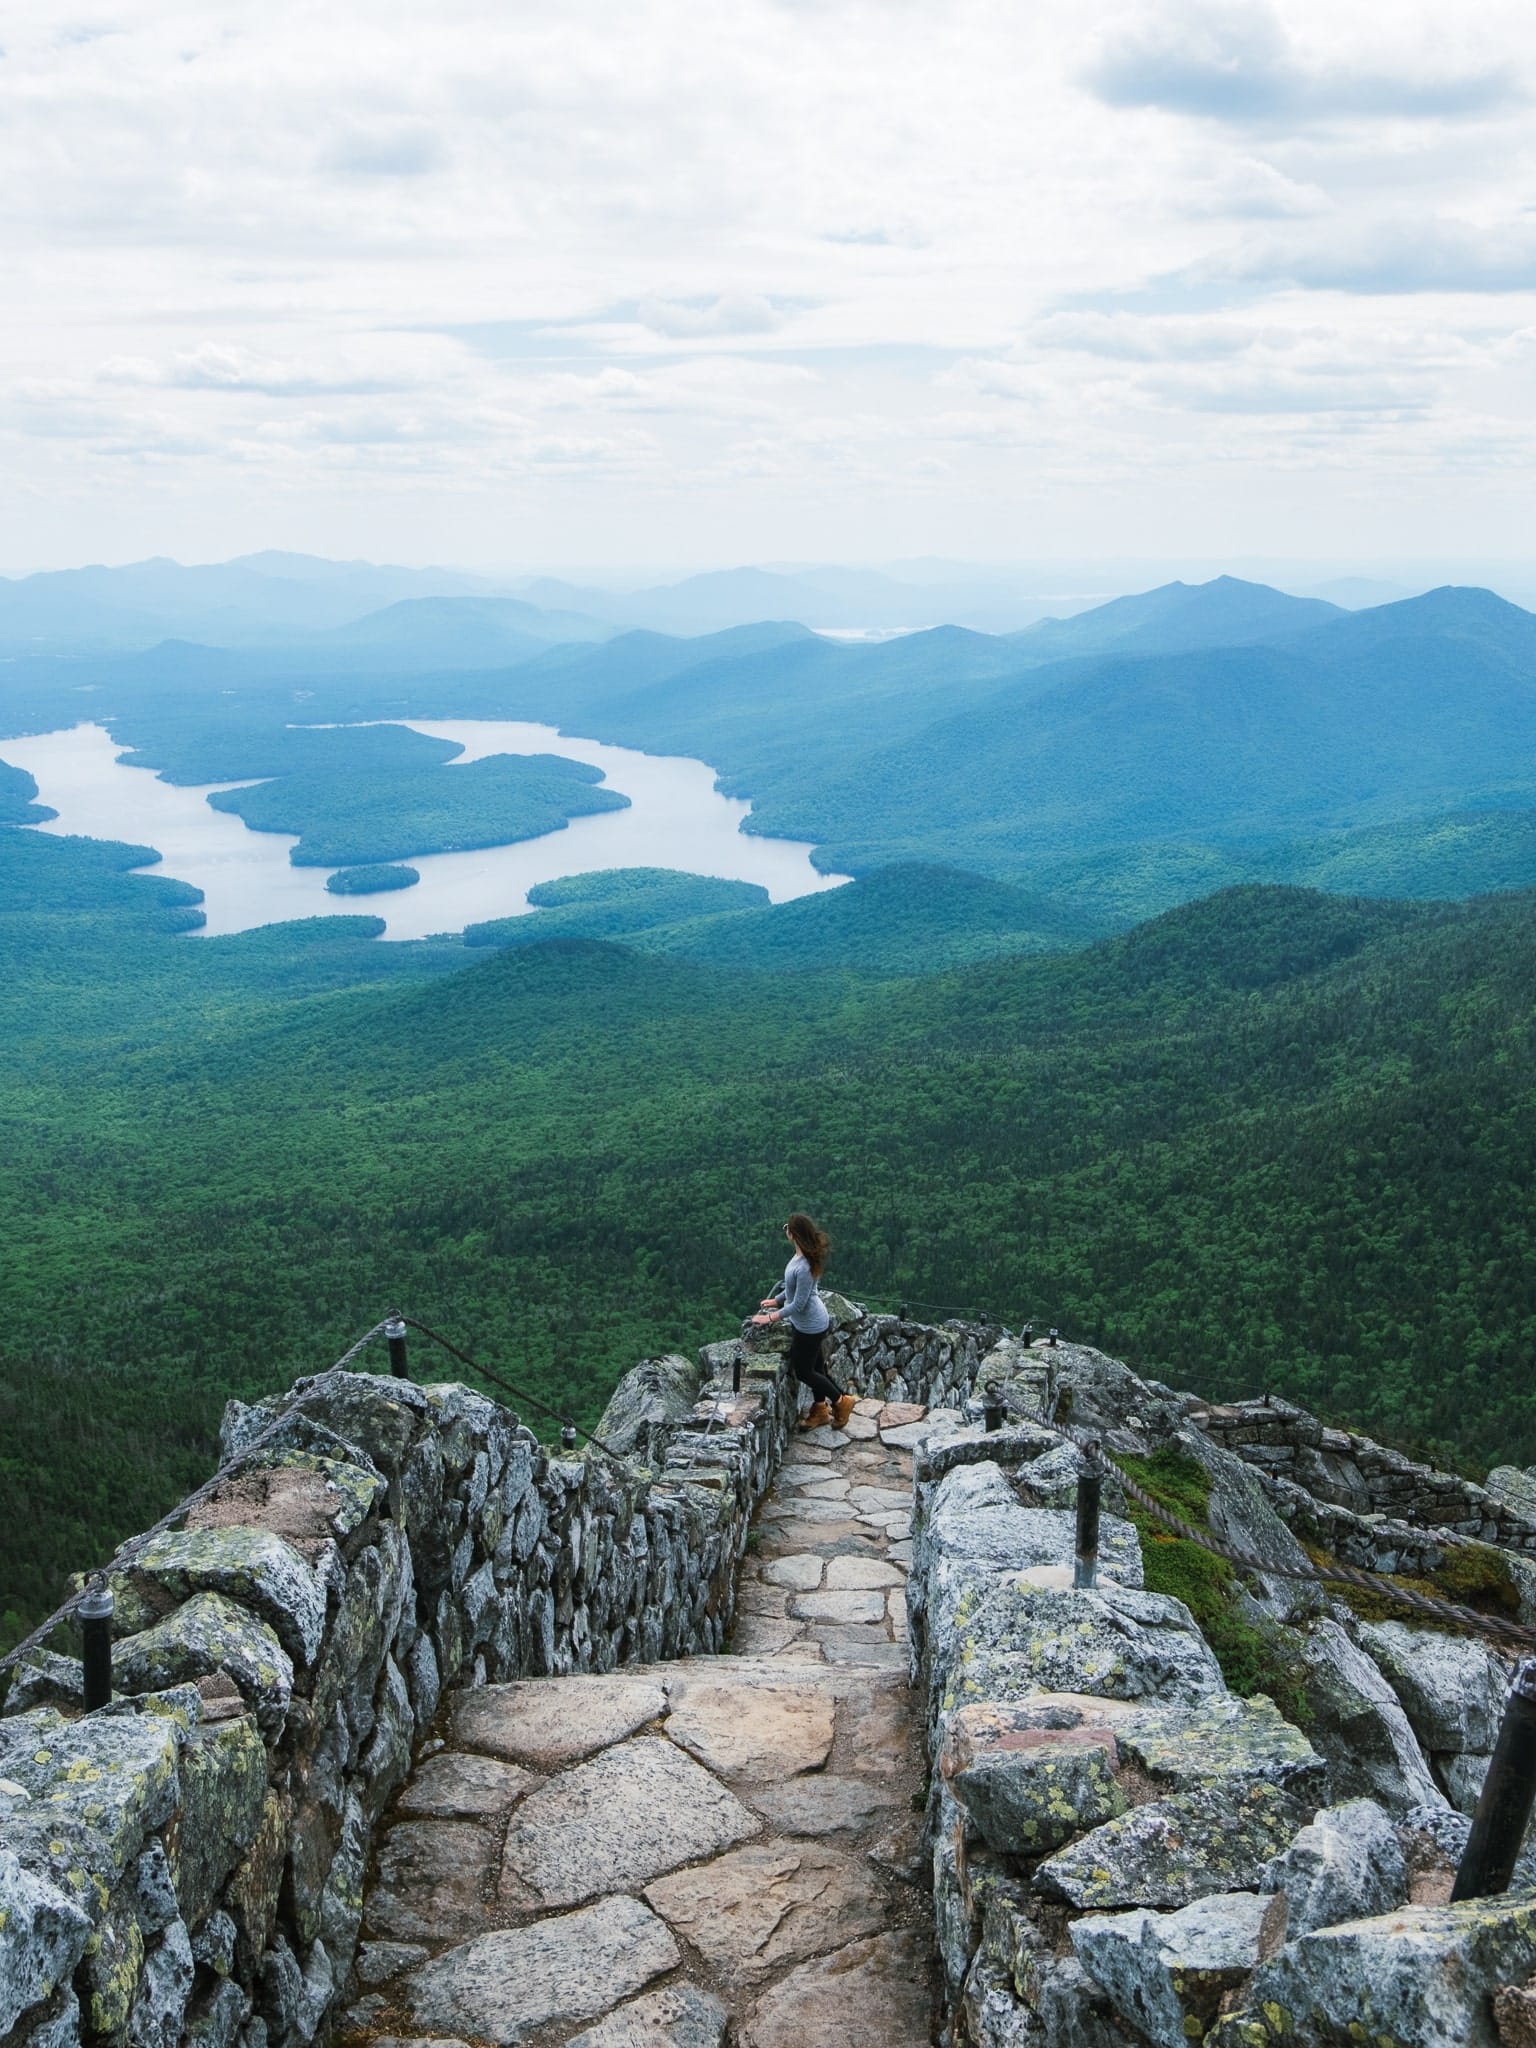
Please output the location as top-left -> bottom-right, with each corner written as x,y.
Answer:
0,718 -> 847,939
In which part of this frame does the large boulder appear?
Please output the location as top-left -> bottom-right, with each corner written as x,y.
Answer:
1111,1692 -> 1323,1799
942,1580 -> 1225,1723
1294,1618 -> 1443,1815
1218,1894 -> 1536,2047
112,1594 -> 294,1737
595,1355 -> 701,1459
940,1706 -> 1126,1855
116,1527 -> 326,1669
1036,1781 -> 1301,1912
1175,1428 -> 1325,1625
1356,1620 -> 1510,1756
1049,1345 -> 1186,1450
974,1339 -> 1060,1427
1485,1467 -> 1536,1522
0,1849 -> 94,2037
1260,1798 -> 1407,1936
919,1459 -> 1140,1587
1072,1891 -> 1276,2048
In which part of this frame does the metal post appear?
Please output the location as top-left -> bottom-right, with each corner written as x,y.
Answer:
983,1392 -> 1005,1433
1048,1326 -> 1060,1348
1073,1444 -> 1102,1590
385,1313 -> 409,1380
561,1420 -> 578,1454
80,1576 -> 114,1712
898,1303 -> 909,1323
1452,1660 -> 1536,1901
732,1354 -> 742,1394
1021,1322 -> 1034,1346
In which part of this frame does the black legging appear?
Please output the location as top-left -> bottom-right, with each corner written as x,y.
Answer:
788,1326 -> 845,1405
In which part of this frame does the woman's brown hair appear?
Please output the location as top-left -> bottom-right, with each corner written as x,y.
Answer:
785,1212 -> 830,1278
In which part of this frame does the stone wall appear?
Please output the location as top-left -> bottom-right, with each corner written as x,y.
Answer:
0,1347 -> 793,2048
1190,1394 -> 1536,1553
11,1303 -> 1536,2048
734,1296 -> 1060,1424
903,1337 -> 1536,2046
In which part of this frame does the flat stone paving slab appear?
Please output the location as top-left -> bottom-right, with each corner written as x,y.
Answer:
364,1819 -> 500,1940
562,1983 -> 729,2047
738,1582 -> 791,1616
453,1674 -> 666,1769
645,1838 -> 888,1983
396,1750 -> 534,1819
789,1589 -> 887,1625
826,1557 -> 904,1590
764,1498 -> 864,1524
741,1928 -> 936,2048
751,1775 -> 904,1838
730,1615 -> 809,1656
401,1895 -> 679,2045
501,1737 -> 760,1907
666,1679 -> 835,1780
760,1555 -> 824,1591
818,1636 -> 910,1672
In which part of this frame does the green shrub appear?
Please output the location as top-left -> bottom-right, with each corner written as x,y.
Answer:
1120,1447 -> 1312,1722
1310,1537 -> 1519,1634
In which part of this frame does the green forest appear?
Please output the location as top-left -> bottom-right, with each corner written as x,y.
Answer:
4,575 -> 1536,1653
2,808 -> 1534,1650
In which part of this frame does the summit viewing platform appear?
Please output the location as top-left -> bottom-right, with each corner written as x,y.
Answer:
8,1302 -> 1536,2047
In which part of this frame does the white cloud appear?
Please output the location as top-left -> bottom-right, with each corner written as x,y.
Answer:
1083,1 -> 1520,125
1031,311 -> 1267,360
98,339 -> 461,395
0,0 -> 1534,567
1204,218 -> 1536,295
637,293 -> 783,338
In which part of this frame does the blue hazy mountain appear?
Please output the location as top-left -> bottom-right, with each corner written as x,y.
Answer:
513,563 -> 1100,634
306,594 -> 613,669
1011,575 -> 1341,660
515,565 -> 950,634
0,551 -> 514,653
1282,583 -> 1536,670
745,590 -> 1536,878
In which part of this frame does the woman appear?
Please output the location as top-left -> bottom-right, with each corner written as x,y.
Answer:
757,1212 -> 857,1430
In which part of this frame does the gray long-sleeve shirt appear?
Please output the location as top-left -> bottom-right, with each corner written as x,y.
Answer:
772,1252 -> 830,1335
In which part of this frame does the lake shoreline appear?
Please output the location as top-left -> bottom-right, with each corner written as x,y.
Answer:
0,717 -> 848,941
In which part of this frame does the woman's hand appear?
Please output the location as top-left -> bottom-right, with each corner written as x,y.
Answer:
759,1296 -> 779,1309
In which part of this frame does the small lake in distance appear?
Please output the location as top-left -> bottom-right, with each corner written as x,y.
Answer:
0,719 -> 847,940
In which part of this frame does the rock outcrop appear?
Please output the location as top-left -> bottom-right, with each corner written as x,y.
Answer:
5,1306 -> 1535,2048
903,1334 -> 1536,2047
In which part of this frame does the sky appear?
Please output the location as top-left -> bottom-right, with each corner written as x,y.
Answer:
3,0 -> 1535,574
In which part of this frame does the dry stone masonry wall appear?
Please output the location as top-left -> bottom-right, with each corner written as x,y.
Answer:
0,1345 -> 798,2048
9,1305 -> 1536,2048
901,1334 -> 1536,2047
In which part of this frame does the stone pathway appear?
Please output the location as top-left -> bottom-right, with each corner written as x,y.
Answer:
341,1399 -> 939,2047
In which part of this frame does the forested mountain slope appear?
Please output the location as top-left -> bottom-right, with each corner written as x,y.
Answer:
2,849 -> 1532,1649
5,579 -> 1536,917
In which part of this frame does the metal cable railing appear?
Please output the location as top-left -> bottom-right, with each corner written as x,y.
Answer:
9,1294 -> 1532,1685
1062,1427 -> 1536,1657
0,1317 -> 393,1679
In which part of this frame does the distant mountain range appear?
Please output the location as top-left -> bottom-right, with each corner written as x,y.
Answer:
0,550 -> 1414,655
3,565 -> 1534,928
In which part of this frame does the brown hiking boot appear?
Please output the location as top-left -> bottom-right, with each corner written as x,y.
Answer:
801,1400 -> 833,1430
833,1393 -> 857,1429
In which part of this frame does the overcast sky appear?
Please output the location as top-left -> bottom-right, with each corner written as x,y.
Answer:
3,0 -> 1534,573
